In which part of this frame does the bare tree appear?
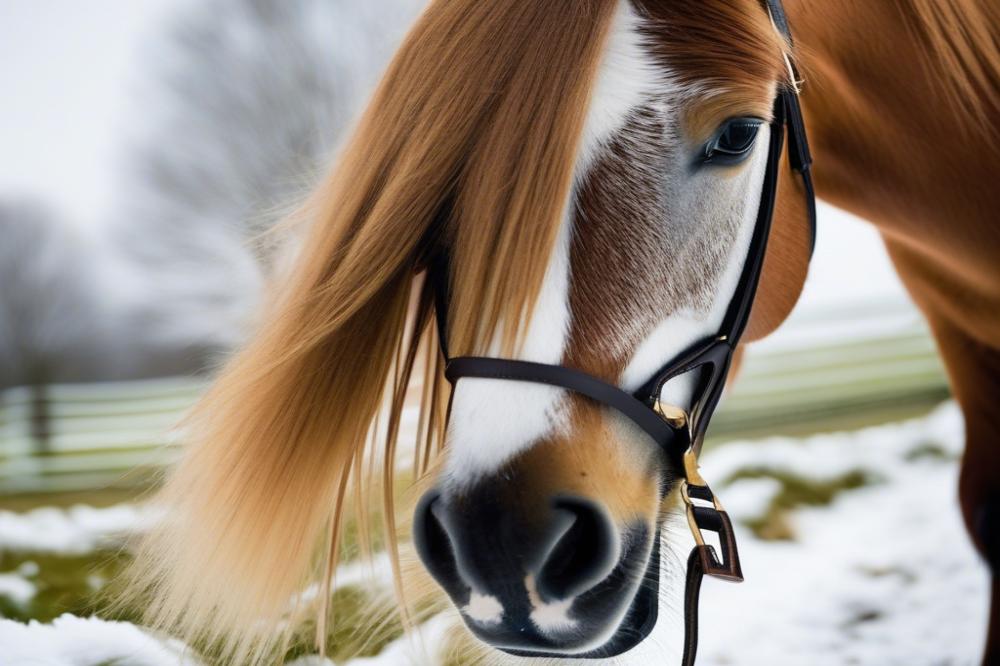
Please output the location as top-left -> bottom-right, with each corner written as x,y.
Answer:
0,201 -> 114,387
0,0 -> 423,387
110,0 -> 423,364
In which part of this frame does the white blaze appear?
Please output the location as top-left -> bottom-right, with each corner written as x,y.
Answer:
445,0 -> 660,484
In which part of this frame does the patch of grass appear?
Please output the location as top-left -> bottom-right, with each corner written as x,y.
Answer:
339,469 -> 418,564
0,488 -> 145,512
0,549 -> 134,623
281,586 -> 414,663
841,607 -> 883,630
856,564 -> 917,583
0,469 -> 438,663
723,468 -> 876,541
441,625 -> 489,666
904,439 -> 955,462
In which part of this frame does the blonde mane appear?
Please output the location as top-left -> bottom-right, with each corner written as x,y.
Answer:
120,0 -> 618,662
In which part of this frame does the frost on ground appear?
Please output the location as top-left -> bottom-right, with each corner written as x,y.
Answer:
0,402 -> 989,665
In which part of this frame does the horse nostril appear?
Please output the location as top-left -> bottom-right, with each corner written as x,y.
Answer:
414,488 -> 621,622
413,491 -> 464,596
536,497 -> 618,601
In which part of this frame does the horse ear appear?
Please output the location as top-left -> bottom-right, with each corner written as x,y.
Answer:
744,151 -> 811,341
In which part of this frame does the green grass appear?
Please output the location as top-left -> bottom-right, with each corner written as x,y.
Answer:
903,439 -> 955,462
722,468 -> 877,540
0,487 -> 145,512
0,469 -> 435,663
0,549 -> 135,624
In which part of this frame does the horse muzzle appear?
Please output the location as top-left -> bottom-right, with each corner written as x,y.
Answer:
413,484 -> 662,657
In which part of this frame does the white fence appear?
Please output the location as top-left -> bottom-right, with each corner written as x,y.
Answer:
0,377 -> 200,494
0,300 -> 950,496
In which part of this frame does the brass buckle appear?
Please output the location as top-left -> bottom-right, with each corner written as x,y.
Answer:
680,450 -> 744,582
652,403 -> 742,581
653,399 -> 688,429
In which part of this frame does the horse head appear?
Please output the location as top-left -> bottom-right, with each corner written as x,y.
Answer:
123,0 -> 813,661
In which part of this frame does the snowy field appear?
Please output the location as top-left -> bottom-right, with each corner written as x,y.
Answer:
0,402 -> 988,665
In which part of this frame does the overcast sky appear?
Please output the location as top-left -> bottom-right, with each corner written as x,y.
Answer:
0,0 -> 911,317
0,0 -> 178,231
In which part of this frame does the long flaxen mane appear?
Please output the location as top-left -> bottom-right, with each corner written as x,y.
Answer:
120,0 -> 619,662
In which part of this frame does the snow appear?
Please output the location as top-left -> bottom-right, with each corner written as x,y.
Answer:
0,614 -> 199,666
0,572 -> 36,608
294,553 -> 394,606
0,503 -> 158,554
691,402 -> 989,666
337,613 -> 454,666
705,401 -> 963,483
0,612 -> 456,666
0,403 -> 988,664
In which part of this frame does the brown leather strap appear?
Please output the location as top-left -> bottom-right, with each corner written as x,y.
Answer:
682,548 -> 705,666
680,483 -> 743,665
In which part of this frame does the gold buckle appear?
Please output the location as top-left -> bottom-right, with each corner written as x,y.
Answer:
681,448 -> 708,490
653,400 -> 688,429
679,450 -> 743,582
681,452 -> 725,547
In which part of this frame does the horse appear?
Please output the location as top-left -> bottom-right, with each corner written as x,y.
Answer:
121,0 -> 1000,662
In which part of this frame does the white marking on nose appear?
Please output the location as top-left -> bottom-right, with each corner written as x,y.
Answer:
525,575 -> 578,633
464,591 -> 504,625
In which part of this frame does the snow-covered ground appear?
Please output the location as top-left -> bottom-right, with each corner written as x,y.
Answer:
0,402 -> 988,665
0,504 -> 159,555
696,402 -> 987,666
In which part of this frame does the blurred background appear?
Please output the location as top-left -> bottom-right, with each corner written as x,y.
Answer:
0,1 -> 988,664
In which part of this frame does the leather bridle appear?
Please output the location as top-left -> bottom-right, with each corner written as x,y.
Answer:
431,1 -> 815,662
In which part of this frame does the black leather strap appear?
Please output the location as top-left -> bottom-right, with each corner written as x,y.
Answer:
784,88 -> 817,255
764,0 -> 794,41
767,0 -> 817,255
445,357 -> 681,450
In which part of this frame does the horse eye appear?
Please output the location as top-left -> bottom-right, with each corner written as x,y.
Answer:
703,118 -> 763,165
